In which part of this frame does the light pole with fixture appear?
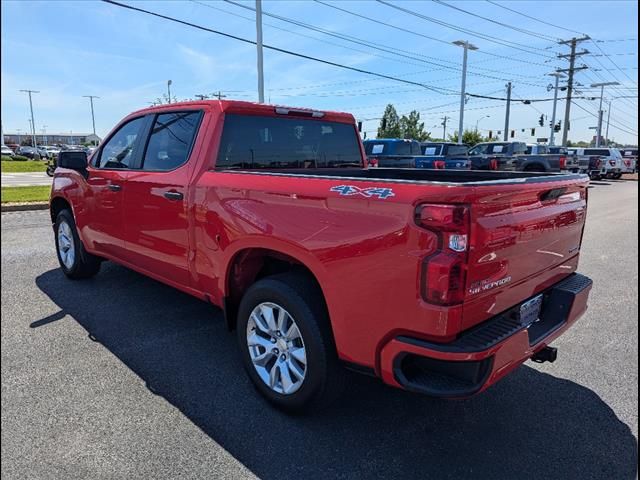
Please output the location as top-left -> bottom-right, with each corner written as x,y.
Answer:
453,40 -> 478,144
475,115 -> 490,133
548,72 -> 566,146
605,95 -> 636,146
591,82 -> 619,147
167,80 -> 172,103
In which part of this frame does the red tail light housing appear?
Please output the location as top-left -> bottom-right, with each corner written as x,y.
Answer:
434,160 -> 446,169
415,204 -> 470,306
559,156 -> 566,170
489,158 -> 498,170
368,157 -> 379,168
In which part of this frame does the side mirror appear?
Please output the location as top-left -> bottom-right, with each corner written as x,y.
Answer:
58,150 -> 88,171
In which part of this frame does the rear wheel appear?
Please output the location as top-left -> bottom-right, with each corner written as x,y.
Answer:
237,272 -> 345,413
55,209 -> 101,279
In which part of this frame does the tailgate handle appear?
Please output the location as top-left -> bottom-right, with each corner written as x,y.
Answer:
540,187 -> 567,202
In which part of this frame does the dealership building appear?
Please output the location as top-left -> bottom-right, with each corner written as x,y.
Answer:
3,132 -> 101,145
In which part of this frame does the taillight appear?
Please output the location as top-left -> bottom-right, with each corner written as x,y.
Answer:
434,160 -> 445,169
368,157 -> 379,168
559,156 -> 566,170
415,204 -> 470,306
489,158 -> 498,170
609,160 -> 616,167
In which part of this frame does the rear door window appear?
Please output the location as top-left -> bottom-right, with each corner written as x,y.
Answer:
142,111 -> 202,171
216,114 -> 362,169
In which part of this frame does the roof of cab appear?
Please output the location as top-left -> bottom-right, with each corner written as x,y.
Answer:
128,99 -> 356,124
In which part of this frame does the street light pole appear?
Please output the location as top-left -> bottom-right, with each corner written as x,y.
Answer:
453,40 -> 478,145
548,72 -> 565,146
19,89 -> 39,149
591,82 -> 619,147
475,115 -> 490,133
167,80 -> 172,103
82,96 -> 99,142
605,95 -> 636,146
256,0 -> 265,103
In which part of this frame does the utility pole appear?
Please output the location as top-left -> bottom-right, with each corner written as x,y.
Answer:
503,82 -> 512,141
452,40 -> 478,145
590,82 -> 619,147
548,72 -> 565,146
41,125 -> 48,145
19,89 -> 39,149
557,36 -> 590,146
441,116 -> 449,140
212,91 -> 227,100
82,95 -> 99,142
167,80 -> 172,103
256,0 -> 265,103
194,94 -> 209,100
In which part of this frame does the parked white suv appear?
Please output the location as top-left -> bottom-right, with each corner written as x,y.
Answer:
570,148 -> 624,179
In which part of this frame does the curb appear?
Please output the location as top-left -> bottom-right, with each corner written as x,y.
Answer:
1,202 -> 49,212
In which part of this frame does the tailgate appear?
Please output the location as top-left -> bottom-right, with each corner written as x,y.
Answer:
462,177 -> 588,329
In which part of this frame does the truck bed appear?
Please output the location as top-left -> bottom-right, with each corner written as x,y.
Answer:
221,167 -> 586,185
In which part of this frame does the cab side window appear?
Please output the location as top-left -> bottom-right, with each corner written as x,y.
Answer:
94,117 -> 146,169
142,111 -> 202,171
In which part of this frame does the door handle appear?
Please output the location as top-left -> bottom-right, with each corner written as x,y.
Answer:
163,191 -> 184,201
107,184 -> 122,191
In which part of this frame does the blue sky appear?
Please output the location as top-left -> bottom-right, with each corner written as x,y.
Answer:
1,0 -> 637,144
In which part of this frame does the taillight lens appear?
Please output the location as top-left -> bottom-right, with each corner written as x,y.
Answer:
434,160 -> 446,169
559,156 -> 566,170
489,158 -> 498,170
415,204 -> 470,306
368,157 -> 379,168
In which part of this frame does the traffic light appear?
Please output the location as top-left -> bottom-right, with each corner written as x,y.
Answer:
531,128 -> 536,136
510,130 -> 515,138
357,121 -> 363,132
554,121 -> 561,133
488,130 -> 493,139
538,114 -> 544,127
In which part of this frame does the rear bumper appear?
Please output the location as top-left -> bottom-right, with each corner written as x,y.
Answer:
378,273 -> 592,398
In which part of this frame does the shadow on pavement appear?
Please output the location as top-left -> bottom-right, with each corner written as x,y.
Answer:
35,264 -> 638,479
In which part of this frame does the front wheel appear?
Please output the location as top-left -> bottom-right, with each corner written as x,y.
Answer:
55,209 -> 101,279
46,165 -> 55,177
237,272 -> 345,413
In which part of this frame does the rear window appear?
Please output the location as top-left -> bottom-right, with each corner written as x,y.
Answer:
365,141 -> 421,156
584,149 -> 610,156
216,114 -> 361,169
446,145 -> 468,156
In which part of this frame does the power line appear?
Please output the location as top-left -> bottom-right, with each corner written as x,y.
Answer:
485,0 -> 587,36
571,100 -> 637,136
313,0 -> 557,70
221,0 -> 549,87
432,0 -> 559,42
375,0 -> 559,60
102,0 -> 462,96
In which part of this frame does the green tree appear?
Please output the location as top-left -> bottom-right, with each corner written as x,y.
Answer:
377,104 -> 402,138
448,129 -> 486,146
399,110 -> 431,141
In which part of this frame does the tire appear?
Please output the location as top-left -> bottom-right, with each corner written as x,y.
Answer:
46,166 -> 55,177
237,272 -> 346,413
613,173 -> 622,179
54,209 -> 101,279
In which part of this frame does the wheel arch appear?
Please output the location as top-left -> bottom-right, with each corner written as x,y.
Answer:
223,245 -> 333,334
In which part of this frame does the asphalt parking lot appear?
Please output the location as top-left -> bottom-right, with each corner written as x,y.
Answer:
1,179 -> 638,479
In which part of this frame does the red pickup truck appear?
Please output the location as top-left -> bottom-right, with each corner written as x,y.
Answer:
50,100 -> 593,412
